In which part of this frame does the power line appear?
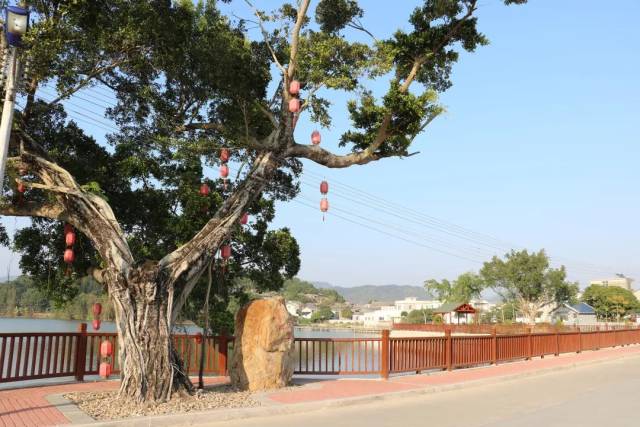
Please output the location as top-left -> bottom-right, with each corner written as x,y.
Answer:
301,166 -> 617,276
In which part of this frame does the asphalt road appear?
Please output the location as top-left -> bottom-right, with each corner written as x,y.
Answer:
208,356 -> 640,427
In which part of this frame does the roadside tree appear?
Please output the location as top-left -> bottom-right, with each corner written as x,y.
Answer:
480,250 -> 578,324
0,0 -> 526,403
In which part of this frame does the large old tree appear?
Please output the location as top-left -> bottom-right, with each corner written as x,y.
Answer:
0,0 -> 525,402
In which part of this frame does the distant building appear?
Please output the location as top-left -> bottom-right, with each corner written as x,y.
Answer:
590,275 -> 634,291
352,305 -> 402,327
550,303 -> 597,325
469,299 -> 494,313
286,301 -> 302,317
394,297 -> 441,313
299,304 -> 317,319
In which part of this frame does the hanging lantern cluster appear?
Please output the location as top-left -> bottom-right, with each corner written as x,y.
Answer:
220,148 -> 230,190
99,339 -> 113,379
288,80 -> 301,113
63,224 -> 76,275
92,302 -> 102,331
320,180 -> 329,221
288,79 -> 301,129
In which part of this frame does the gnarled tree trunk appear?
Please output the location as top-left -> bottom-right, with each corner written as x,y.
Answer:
108,262 -> 193,402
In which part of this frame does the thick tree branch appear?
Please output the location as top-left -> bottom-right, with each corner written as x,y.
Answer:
0,199 -> 67,220
285,142 -> 406,168
287,0 -> 311,81
161,150 -> 279,319
7,131 -> 135,275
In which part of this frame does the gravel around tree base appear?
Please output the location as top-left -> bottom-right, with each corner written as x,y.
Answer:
64,385 -> 261,420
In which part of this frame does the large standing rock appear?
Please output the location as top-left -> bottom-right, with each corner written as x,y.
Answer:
230,296 -> 295,391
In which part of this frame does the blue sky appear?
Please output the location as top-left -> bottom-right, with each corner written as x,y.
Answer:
1,0 -> 639,288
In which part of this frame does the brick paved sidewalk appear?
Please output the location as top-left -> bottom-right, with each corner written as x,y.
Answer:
1,345 -> 639,427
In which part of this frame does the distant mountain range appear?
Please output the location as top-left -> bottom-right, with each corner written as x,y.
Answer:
312,282 -> 429,304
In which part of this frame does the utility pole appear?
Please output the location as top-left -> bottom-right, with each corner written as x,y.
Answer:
0,44 -> 19,186
0,5 -> 30,187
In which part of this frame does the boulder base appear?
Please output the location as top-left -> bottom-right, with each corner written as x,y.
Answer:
230,297 -> 294,391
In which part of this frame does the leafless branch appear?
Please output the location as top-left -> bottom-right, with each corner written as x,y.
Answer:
244,0 -> 287,75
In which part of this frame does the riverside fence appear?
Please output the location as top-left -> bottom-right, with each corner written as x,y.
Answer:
2,325 -> 640,384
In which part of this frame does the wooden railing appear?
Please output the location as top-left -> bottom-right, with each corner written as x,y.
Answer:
2,325 -> 640,384
293,337 -> 382,375
392,322 -> 638,335
0,324 -> 233,384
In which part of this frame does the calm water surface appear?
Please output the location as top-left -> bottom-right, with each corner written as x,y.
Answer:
0,317 -> 379,337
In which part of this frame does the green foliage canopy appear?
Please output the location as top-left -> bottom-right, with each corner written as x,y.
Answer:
581,285 -> 640,321
480,249 -> 578,323
424,271 -> 484,303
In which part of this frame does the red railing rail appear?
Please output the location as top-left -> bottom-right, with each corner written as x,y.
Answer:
2,325 -> 640,384
392,322 -> 639,335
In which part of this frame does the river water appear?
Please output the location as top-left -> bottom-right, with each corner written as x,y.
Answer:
0,317 -> 379,337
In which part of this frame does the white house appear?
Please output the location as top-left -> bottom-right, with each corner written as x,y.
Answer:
394,297 -> 441,313
550,303 -> 597,325
353,305 -> 402,327
469,299 -> 494,313
299,304 -> 317,319
286,301 -> 302,317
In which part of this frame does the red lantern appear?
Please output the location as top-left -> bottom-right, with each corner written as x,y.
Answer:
320,198 -> 329,213
65,231 -> 76,247
240,212 -> 249,225
288,98 -> 300,113
100,340 -> 113,357
311,130 -> 321,145
220,148 -> 230,162
199,183 -> 210,196
92,319 -> 101,331
92,303 -> 102,317
220,164 -> 229,178
17,182 -> 25,193
194,332 -> 203,344
99,362 -> 111,379
320,180 -> 329,195
221,244 -> 231,260
289,80 -> 300,95
64,224 -> 73,235
63,248 -> 75,264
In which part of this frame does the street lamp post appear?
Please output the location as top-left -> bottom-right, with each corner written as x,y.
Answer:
0,5 -> 29,188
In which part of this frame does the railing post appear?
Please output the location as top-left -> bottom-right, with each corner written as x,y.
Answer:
380,329 -> 390,380
445,328 -> 452,371
577,327 -> 582,353
526,327 -> 532,360
555,326 -> 560,356
596,326 -> 600,350
491,327 -> 497,365
74,323 -> 88,382
218,334 -> 228,376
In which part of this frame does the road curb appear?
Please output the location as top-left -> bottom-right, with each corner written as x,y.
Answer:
57,348 -> 640,426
